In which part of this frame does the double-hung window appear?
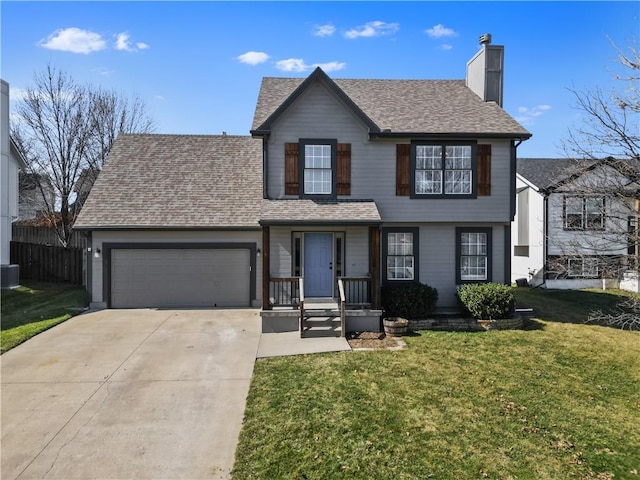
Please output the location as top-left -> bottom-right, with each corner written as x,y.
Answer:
456,227 -> 492,283
563,196 -> 605,230
383,228 -> 419,283
412,142 -> 476,198
299,139 -> 337,199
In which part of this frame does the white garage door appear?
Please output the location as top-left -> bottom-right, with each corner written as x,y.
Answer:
111,248 -> 250,308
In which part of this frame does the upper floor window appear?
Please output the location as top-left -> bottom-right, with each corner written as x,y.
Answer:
410,142 -> 477,199
285,139 -> 352,199
303,144 -> 332,195
563,196 -> 605,230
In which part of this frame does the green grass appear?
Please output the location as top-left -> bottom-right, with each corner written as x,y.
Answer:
1,281 -> 88,354
233,290 -> 640,479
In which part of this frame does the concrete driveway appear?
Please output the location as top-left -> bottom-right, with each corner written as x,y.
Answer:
1,308 -> 261,480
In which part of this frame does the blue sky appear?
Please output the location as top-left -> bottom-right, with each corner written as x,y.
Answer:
1,1 -> 638,157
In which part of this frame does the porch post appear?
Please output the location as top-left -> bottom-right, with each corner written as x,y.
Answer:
370,225 -> 380,309
262,226 -> 271,310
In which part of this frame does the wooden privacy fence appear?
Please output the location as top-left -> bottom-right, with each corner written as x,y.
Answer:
11,226 -> 86,249
10,241 -> 84,285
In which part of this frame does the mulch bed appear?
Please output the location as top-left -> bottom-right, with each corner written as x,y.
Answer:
346,331 -> 405,350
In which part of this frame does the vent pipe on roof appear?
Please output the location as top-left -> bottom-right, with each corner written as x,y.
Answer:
466,33 -> 504,107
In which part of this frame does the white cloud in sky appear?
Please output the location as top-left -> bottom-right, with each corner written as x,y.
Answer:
276,58 -> 308,72
440,44 -> 453,51
38,27 -> 106,54
313,24 -> 336,37
115,32 -> 149,52
155,95 -> 165,101
237,51 -> 270,65
275,58 -> 346,73
425,24 -> 457,38
345,21 -> 399,39
312,61 -> 346,72
9,87 -> 28,101
515,104 -> 552,124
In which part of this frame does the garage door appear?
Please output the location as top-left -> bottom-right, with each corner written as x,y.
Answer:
110,248 -> 250,308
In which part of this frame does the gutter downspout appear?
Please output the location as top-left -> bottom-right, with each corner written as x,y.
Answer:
262,136 -> 269,199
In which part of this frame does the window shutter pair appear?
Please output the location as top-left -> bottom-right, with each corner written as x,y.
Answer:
395,143 -> 492,196
284,142 -> 351,195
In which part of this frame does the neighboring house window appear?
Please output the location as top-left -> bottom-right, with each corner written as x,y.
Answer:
284,140 -> 351,198
456,227 -> 492,283
568,257 -> 599,278
563,196 -> 605,230
382,228 -> 419,283
408,142 -> 479,199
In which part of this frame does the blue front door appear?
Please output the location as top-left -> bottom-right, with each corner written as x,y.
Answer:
304,233 -> 333,297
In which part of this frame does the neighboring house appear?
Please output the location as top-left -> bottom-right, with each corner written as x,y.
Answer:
1,79 -> 27,287
76,34 -> 532,333
512,158 -> 639,290
18,172 -> 55,220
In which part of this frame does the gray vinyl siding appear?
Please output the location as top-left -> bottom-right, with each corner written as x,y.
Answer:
90,230 -> 262,307
385,223 -> 507,308
266,81 -> 514,223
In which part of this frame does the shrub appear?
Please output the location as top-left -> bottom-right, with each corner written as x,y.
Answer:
457,283 -> 515,320
381,283 -> 438,319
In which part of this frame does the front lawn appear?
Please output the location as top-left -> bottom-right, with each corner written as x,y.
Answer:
233,290 -> 640,479
1,281 -> 88,354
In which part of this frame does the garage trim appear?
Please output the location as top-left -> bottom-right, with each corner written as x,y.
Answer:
102,242 -> 257,308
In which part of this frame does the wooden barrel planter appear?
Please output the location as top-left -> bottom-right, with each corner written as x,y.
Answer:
383,317 -> 409,336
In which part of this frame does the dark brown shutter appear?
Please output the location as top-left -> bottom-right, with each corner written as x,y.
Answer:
396,144 -> 410,196
477,144 -> 492,196
337,143 -> 351,195
284,142 -> 299,195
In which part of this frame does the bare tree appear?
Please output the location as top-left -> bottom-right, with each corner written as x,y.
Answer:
547,39 -> 639,312
562,39 -> 639,160
13,65 -> 155,246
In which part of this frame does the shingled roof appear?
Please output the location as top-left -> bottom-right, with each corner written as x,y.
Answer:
252,69 -> 531,138
75,134 -> 262,229
516,158 -> 579,190
260,199 -> 381,225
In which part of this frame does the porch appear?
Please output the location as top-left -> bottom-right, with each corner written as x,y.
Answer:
259,201 -> 383,337
261,276 -> 382,336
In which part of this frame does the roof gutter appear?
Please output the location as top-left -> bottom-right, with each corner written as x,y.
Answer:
369,132 -> 533,140
259,219 -> 383,227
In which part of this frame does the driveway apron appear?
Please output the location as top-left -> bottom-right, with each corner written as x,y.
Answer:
1,309 -> 261,480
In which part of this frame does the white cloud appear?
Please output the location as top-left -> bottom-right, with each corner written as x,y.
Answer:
345,21 -> 399,39
155,95 -> 165,101
92,67 -> 115,76
115,32 -> 149,52
515,104 -> 552,125
439,44 -> 453,51
276,58 -> 308,72
313,24 -> 336,37
38,27 -> 106,54
425,24 -> 457,39
312,61 -> 346,72
237,51 -> 270,65
9,87 -> 28,101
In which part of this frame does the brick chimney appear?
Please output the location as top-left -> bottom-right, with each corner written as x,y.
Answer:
466,33 -> 504,107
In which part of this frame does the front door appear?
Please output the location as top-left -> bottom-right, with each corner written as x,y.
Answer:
304,233 -> 333,297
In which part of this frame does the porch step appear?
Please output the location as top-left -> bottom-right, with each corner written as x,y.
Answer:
304,308 -> 340,317
302,316 -> 342,338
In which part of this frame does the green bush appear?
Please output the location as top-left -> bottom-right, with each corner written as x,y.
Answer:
457,283 -> 515,320
381,283 -> 438,319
